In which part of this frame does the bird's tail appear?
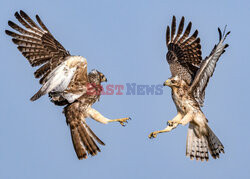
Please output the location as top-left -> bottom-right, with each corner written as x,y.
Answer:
186,123 -> 224,161
69,121 -> 105,159
64,103 -> 105,159
206,125 -> 224,159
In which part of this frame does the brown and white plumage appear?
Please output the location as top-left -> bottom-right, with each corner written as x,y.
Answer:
168,16 -> 229,160
6,11 -> 70,85
166,16 -> 202,86
189,28 -> 230,105
6,10 -> 130,160
166,16 -> 230,106
164,76 -> 225,161
149,16 -> 229,161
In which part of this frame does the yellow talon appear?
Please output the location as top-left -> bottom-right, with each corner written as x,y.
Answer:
110,117 -> 131,126
149,132 -> 157,139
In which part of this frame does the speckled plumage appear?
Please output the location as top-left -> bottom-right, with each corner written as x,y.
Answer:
6,10 -> 130,160
167,76 -> 224,161
166,16 -> 230,106
166,16 -> 201,85
149,16 -> 230,161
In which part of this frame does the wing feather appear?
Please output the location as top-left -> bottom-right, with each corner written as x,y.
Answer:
6,10 -> 70,82
166,16 -> 202,84
36,14 -> 51,33
171,16 -> 176,42
20,10 -> 43,31
64,102 -> 105,159
8,21 -> 41,39
173,16 -> 184,43
17,46 -> 45,53
189,28 -> 230,106
30,56 -> 87,101
179,22 -> 192,43
166,26 -> 170,45
15,11 -> 42,35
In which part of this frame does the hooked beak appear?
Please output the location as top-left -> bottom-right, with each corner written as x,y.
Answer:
163,79 -> 170,86
102,76 -> 107,82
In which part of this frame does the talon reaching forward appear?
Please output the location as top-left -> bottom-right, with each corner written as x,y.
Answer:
6,10 -> 131,159
149,16 -> 230,161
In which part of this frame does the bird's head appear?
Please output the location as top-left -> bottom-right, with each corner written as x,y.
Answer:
88,69 -> 107,84
163,76 -> 186,88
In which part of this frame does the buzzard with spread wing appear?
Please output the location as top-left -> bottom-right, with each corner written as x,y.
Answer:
149,16 -> 230,161
6,10 -> 130,159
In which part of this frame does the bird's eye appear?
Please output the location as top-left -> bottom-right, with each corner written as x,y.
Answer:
171,80 -> 176,83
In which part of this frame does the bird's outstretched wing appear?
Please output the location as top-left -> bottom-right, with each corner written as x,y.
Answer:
5,10 -> 70,85
189,28 -> 230,106
64,102 -> 105,159
166,16 -> 202,84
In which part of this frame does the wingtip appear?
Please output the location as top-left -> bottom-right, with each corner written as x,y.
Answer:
8,20 -> 13,26
20,10 -> 25,16
181,16 -> 185,21
218,27 -> 222,40
30,97 -> 36,102
218,26 -> 230,42
35,14 -> 40,20
30,91 -> 42,101
194,29 -> 198,36
78,155 -> 88,160
5,30 -> 11,35
12,38 -> 18,44
14,11 -> 19,17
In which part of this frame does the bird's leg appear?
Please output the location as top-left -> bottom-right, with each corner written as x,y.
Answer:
178,112 -> 193,126
148,124 -> 178,139
149,113 -> 183,139
167,113 -> 183,126
87,108 -> 131,126
108,118 -> 131,127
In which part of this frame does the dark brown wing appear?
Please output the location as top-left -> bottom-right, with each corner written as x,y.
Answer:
189,27 -> 230,106
166,16 -> 202,85
64,102 -> 105,159
5,10 -> 70,84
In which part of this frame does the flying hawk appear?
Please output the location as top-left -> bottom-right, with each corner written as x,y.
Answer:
149,16 -> 230,161
6,10 -> 131,159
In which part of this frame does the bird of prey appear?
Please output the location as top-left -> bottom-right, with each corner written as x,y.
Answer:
6,10 -> 131,160
149,16 -> 230,161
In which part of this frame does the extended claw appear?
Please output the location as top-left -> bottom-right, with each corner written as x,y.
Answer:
148,132 -> 157,139
118,117 -> 131,127
167,120 -> 174,126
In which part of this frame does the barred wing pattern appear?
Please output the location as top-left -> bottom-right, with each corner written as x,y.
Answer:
30,56 -> 88,102
6,10 -> 107,160
166,16 -> 202,84
189,28 -> 230,106
5,10 -> 70,85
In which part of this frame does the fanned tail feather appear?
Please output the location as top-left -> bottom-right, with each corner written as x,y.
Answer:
64,103 -> 105,160
207,126 -> 224,159
186,123 -> 224,161
186,123 -> 209,161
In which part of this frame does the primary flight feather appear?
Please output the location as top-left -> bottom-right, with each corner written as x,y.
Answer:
149,16 -> 230,161
6,10 -> 131,159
